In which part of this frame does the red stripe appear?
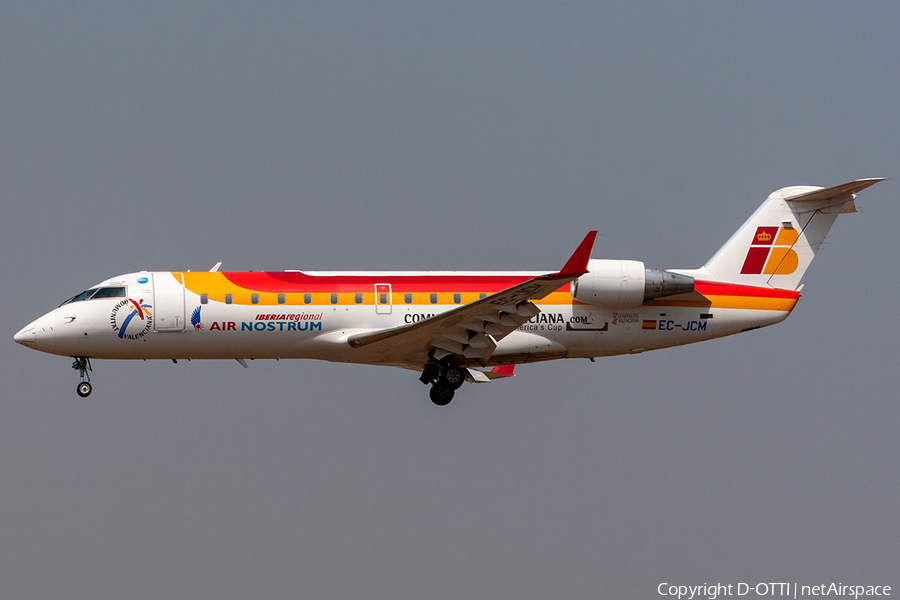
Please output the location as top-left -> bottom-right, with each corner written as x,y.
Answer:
220,273 -> 797,301
694,280 -> 799,299
221,272 -> 559,294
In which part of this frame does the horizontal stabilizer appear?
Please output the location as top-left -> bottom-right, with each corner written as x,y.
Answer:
785,178 -> 885,212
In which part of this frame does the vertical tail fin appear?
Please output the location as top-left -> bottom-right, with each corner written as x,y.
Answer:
677,178 -> 883,290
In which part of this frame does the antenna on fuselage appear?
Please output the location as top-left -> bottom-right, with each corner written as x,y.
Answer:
209,262 -> 222,272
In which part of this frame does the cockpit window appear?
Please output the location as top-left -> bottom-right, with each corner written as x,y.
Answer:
61,289 -> 99,305
91,287 -> 127,299
60,286 -> 127,306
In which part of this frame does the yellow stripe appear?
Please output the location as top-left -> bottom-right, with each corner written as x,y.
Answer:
180,273 -> 496,307
709,294 -> 797,311
654,294 -> 796,311
178,273 -> 795,312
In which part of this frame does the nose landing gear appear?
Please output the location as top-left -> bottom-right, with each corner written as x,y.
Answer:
72,357 -> 92,397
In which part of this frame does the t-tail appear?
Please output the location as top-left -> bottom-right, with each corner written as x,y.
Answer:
675,178 -> 884,290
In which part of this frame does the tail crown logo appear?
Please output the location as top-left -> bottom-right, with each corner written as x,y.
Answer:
756,231 -> 772,242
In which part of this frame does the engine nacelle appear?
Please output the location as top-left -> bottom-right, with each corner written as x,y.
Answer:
571,259 -> 646,307
571,259 -> 694,308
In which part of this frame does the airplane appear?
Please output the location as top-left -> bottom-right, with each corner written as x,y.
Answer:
14,178 -> 883,405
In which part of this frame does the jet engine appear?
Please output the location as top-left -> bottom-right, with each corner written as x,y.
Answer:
571,259 -> 694,308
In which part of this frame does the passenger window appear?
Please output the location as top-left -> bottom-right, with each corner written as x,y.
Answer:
225,294 -> 233,305
430,293 -> 437,304
479,293 -> 487,299
200,294 -> 209,305
277,294 -> 286,305
330,293 -> 338,304
404,293 -> 412,304
453,293 -> 461,304
379,293 -> 388,304
355,293 -> 363,304
304,293 -> 311,305
251,294 -> 259,305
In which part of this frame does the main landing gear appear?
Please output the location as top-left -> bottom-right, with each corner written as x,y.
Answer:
72,356 -> 92,397
421,362 -> 467,406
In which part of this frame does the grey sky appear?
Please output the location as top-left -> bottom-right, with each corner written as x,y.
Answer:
2,2 -> 898,598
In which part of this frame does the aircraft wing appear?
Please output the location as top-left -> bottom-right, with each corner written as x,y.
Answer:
347,231 -> 597,365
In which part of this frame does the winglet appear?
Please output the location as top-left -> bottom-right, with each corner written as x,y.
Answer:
559,231 -> 597,275
491,364 -> 515,377
467,364 -> 516,383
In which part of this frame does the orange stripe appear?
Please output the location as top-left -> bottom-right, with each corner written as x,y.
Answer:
177,273 -> 798,312
652,294 -> 797,311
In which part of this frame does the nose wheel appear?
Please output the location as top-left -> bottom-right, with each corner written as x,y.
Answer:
72,357 -> 93,397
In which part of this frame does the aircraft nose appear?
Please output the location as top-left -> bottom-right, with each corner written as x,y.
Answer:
14,321 -> 37,347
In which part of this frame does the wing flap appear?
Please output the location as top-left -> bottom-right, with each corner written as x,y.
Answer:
465,332 -> 494,349
463,346 -> 492,360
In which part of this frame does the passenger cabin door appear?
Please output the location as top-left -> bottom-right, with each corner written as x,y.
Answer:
375,284 -> 392,315
152,272 -> 186,332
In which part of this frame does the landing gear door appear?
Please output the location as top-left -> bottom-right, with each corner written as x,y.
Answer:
375,284 -> 392,315
152,272 -> 186,332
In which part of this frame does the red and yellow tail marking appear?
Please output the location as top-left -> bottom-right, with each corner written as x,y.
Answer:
741,226 -> 800,275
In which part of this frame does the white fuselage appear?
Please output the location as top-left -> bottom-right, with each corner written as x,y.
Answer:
15,270 -> 796,369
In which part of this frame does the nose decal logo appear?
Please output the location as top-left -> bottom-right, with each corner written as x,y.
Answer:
191,306 -> 203,330
110,298 -> 153,339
